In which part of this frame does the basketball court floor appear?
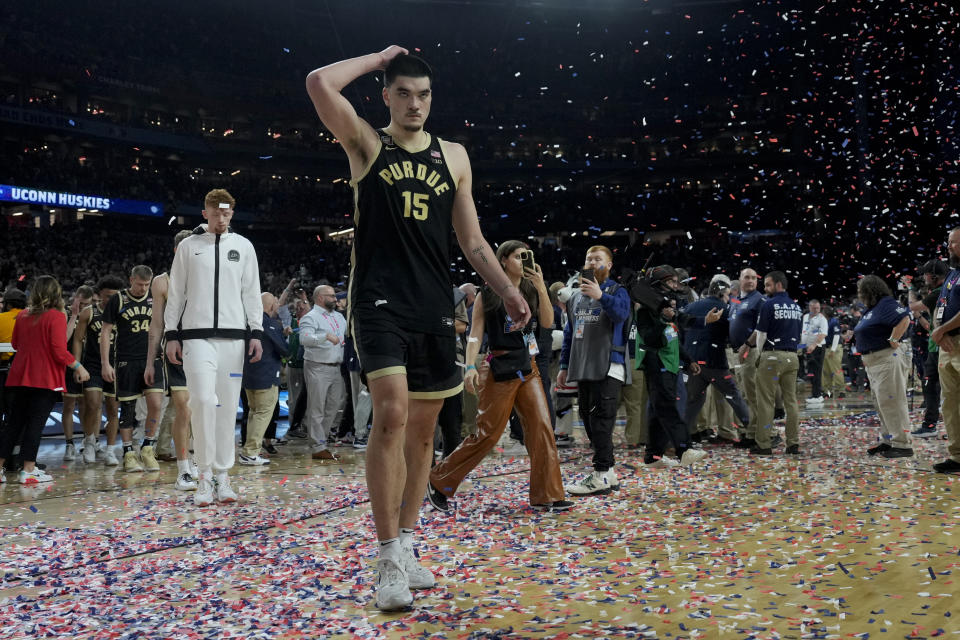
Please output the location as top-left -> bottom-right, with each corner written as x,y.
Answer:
0,394 -> 956,639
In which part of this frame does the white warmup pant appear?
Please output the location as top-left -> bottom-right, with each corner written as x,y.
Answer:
183,338 -> 245,472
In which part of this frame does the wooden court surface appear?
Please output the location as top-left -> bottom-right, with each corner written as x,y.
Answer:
0,397 -> 957,639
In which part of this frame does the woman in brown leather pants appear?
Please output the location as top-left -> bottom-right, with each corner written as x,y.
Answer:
428,240 -> 572,512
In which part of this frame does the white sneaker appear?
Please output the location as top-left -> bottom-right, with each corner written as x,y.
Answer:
805,396 -> 825,405
175,472 -> 198,491
602,468 -> 620,490
400,543 -> 436,590
375,557 -> 413,611
238,454 -> 270,466
214,472 -> 237,503
565,470 -> 613,496
680,448 -> 707,467
82,437 -> 98,463
0,472 -> 6,483
194,471 -> 214,506
123,450 -> 144,473
103,446 -> 119,466
19,468 -> 53,484
63,442 -> 76,461
647,456 -> 680,469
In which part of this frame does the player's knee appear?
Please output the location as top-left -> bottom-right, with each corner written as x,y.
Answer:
119,400 -> 137,428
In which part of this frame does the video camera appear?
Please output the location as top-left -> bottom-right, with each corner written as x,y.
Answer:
620,264 -> 679,312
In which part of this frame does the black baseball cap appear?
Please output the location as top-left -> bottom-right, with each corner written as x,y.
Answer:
2,289 -> 26,308
920,259 -> 949,277
648,265 -> 678,283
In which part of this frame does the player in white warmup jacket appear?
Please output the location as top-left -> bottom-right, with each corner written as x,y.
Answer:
164,189 -> 264,506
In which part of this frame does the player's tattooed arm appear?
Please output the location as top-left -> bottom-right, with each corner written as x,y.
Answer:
471,246 -> 489,264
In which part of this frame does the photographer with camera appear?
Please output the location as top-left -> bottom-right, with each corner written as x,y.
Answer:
558,246 -> 631,496
630,265 -> 705,468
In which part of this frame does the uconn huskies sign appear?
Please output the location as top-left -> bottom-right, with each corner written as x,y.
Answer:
0,184 -> 163,217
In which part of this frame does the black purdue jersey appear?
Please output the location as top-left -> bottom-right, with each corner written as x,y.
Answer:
81,304 -> 114,367
102,289 -> 152,361
349,130 -> 457,336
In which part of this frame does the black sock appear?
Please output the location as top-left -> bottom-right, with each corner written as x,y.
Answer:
123,444 -> 134,453
142,438 -> 155,449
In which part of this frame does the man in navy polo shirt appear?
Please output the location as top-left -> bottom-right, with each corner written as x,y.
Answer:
747,271 -> 802,456
930,228 -> 960,474
728,267 -> 764,447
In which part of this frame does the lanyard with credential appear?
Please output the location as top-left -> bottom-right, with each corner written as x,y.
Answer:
322,312 -> 341,338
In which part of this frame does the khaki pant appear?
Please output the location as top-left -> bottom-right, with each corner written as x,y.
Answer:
621,370 -> 648,445
861,347 -> 911,449
755,350 -> 800,448
155,399 -> 176,457
733,346 -> 760,438
243,386 -> 278,458
821,347 -> 845,397
937,336 -> 960,463
431,359 -> 564,505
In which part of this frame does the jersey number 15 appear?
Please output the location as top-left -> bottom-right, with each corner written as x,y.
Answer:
401,191 -> 429,221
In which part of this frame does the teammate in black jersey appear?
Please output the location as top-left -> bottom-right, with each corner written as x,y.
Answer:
307,46 -> 531,611
74,276 -> 125,466
62,285 -> 94,461
100,265 -> 165,473
144,230 -> 197,491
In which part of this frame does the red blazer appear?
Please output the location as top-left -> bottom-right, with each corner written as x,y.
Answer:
6,309 -> 75,391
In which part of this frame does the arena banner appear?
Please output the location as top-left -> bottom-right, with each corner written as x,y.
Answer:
0,184 -> 163,217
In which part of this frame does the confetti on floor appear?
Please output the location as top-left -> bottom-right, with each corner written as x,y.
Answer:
0,398 -> 957,638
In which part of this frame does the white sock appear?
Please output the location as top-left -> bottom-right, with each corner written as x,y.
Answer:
380,538 -> 400,560
399,528 -> 414,549
176,459 -> 191,475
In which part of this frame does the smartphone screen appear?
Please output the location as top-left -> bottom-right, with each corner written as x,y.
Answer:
581,268 -> 595,283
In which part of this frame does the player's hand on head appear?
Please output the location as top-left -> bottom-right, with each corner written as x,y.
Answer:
248,338 -> 263,363
378,45 -> 409,68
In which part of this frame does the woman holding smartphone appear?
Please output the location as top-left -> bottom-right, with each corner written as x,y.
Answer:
427,240 -> 572,512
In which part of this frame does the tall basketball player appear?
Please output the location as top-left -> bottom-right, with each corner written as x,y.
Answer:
306,47 -> 531,611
